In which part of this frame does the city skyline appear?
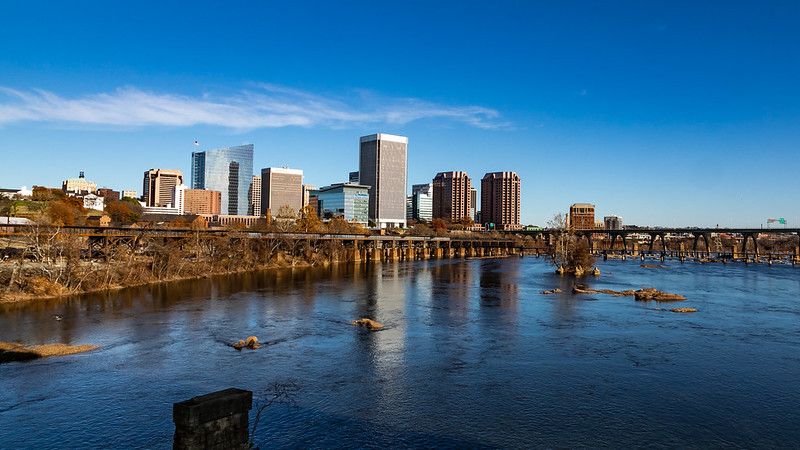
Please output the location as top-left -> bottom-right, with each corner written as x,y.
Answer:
1,2 -> 799,228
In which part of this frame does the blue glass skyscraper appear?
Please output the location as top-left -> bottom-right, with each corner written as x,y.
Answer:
191,144 -> 254,216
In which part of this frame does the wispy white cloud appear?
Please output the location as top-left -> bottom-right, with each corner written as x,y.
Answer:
0,84 -> 508,130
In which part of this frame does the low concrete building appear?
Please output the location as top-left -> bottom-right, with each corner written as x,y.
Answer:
142,206 -> 182,216
203,215 -> 264,228
136,213 -> 206,228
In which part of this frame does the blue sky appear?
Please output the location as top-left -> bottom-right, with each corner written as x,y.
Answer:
1,1 -> 799,228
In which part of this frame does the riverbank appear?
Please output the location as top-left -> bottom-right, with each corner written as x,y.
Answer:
0,256 -> 316,305
0,252 -> 523,305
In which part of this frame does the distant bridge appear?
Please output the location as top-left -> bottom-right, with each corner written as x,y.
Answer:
517,227 -> 800,258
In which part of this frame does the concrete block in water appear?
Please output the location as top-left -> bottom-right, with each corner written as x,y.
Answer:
173,388 -> 252,450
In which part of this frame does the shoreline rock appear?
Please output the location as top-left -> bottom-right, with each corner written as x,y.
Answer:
0,342 -> 99,364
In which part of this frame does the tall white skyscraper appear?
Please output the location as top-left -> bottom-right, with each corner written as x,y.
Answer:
358,133 -> 408,229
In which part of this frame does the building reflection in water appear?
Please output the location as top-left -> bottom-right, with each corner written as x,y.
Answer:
478,260 -> 520,307
428,261 -> 473,329
345,261 -> 410,424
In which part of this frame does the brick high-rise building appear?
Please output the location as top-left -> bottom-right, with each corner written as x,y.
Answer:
480,172 -> 521,230
143,169 -> 183,207
569,203 -> 596,230
432,171 -> 471,221
358,133 -> 407,229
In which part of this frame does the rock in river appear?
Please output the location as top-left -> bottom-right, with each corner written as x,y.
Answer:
231,336 -> 260,350
350,318 -> 384,330
634,288 -> 686,302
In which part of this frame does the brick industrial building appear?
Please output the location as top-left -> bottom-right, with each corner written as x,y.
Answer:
569,203 -> 596,230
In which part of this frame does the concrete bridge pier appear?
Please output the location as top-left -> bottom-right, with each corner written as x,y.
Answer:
370,248 -> 381,262
173,388 -> 252,450
458,247 -> 466,258
349,247 -> 361,263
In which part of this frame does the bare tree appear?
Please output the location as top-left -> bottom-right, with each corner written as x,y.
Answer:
547,213 -> 594,275
249,381 -> 298,448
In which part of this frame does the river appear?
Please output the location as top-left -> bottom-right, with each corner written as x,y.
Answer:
1,257 -> 799,448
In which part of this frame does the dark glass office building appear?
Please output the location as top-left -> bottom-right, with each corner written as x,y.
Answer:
191,144 -> 254,216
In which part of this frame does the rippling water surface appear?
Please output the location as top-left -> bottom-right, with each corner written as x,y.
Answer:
1,257 -> 799,448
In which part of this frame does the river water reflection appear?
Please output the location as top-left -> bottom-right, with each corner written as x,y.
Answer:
1,257 -> 799,448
